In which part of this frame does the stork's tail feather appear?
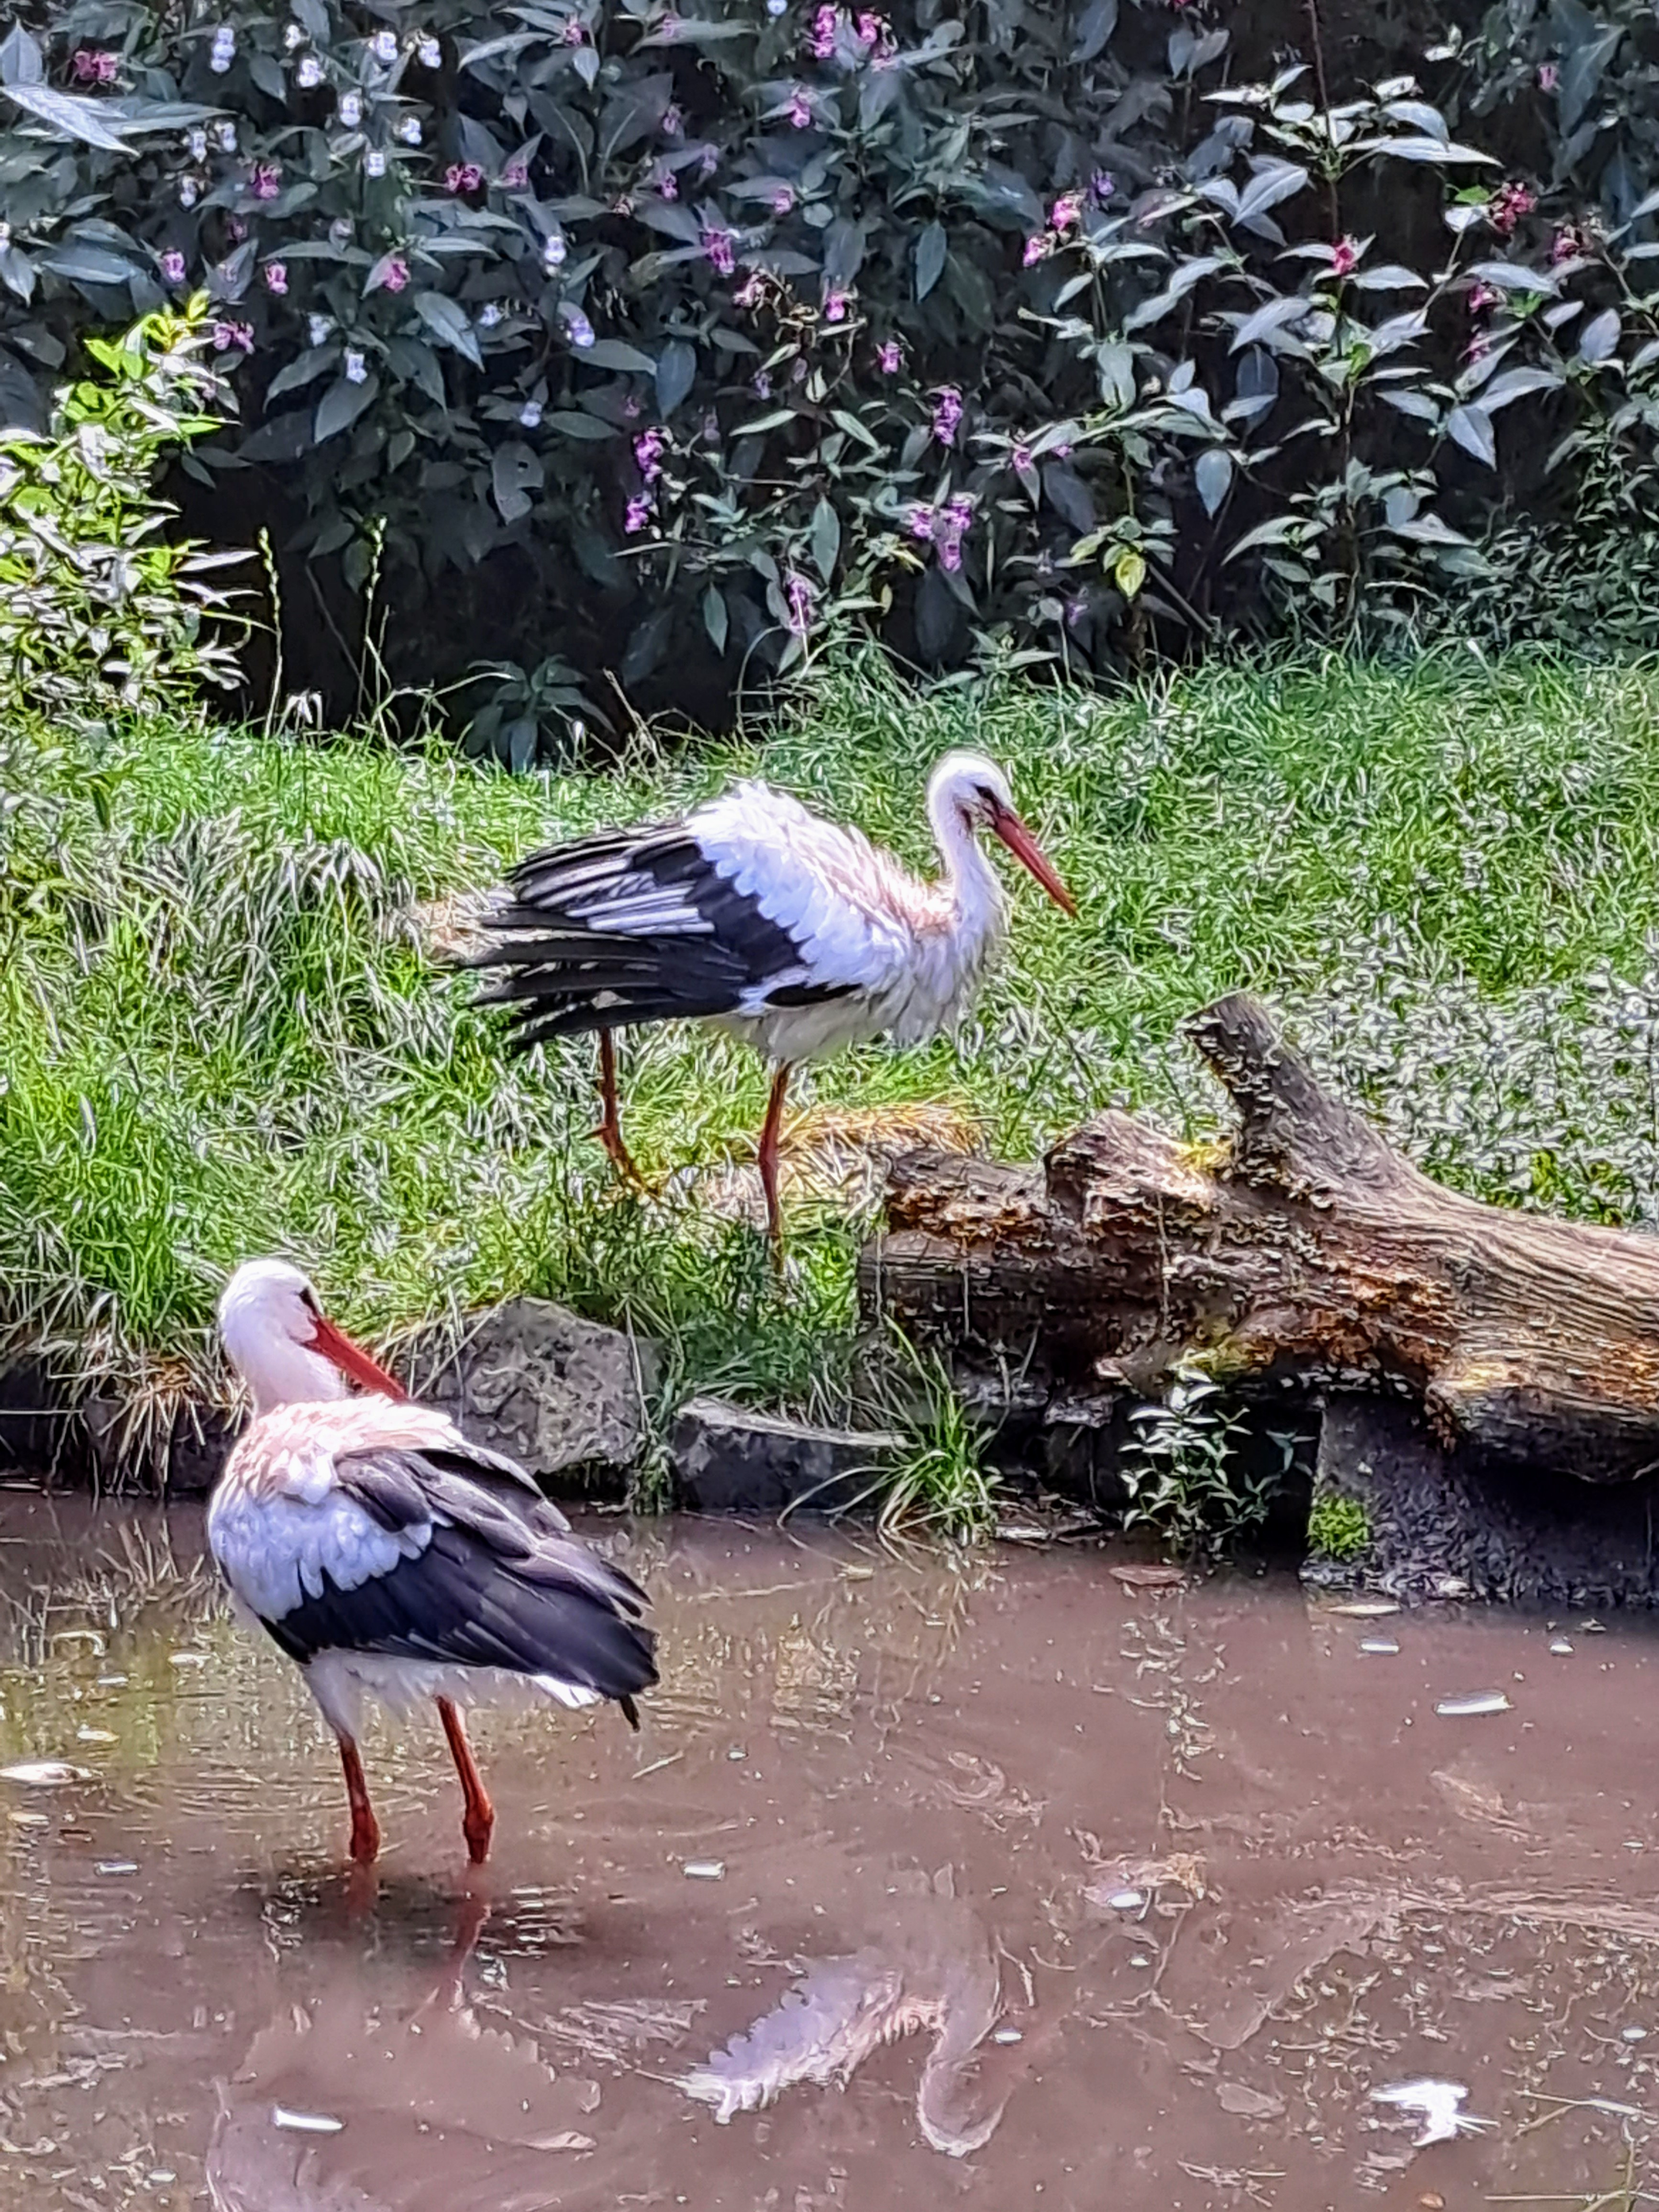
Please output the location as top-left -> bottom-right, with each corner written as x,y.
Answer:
468,817 -> 811,1044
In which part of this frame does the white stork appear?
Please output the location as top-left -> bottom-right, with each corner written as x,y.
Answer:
474,750 -> 1075,1245
206,1259 -> 656,1868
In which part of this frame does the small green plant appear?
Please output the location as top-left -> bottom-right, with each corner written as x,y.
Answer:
0,294 -> 247,723
1307,1489 -> 1372,1563
861,1334 -> 998,1544
1119,1360 -> 1282,1559
461,654 -> 606,772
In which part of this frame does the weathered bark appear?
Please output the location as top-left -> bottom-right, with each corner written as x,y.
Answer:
860,992 -> 1659,1487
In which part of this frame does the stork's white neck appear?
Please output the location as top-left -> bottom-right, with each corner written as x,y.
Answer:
927,778 -> 1006,956
224,1326 -> 349,1417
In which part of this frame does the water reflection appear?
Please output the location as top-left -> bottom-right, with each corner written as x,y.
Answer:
7,1495 -> 1659,2207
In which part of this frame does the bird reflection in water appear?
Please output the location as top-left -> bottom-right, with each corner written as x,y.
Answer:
680,1866 -> 1020,2159
205,1885 -> 603,2212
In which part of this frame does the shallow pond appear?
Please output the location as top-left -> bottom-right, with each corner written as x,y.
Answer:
2,1494 -> 1659,2209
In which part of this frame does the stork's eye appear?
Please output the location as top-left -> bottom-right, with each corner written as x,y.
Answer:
299,1286 -> 321,1316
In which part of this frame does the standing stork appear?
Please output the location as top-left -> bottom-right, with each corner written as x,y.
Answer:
473,750 -> 1075,1246
207,1258 -> 656,1869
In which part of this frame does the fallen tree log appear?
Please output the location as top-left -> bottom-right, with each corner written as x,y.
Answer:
859,993 -> 1659,1604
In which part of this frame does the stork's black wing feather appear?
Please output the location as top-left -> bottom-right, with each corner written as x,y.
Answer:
260,1442 -> 656,1710
468,819 -> 818,1042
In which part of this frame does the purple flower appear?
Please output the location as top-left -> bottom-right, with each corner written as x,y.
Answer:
264,260 -> 288,294
735,273 -> 766,308
702,226 -> 735,276
1053,440 -> 1072,460
1330,235 -> 1359,277
383,255 -> 410,292
634,426 -> 666,481
770,185 -> 794,216
752,368 -> 772,397
808,4 -> 838,58
159,249 -> 187,284
1011,443 -> 1032,472
931,385 -> 962,446
251,161 -> 281,200
785,572 -> 815,636
1538,59 -> 1559,90
661,102 -> 683,136
823,288 -> 848,322
697,144 -> 719,178
658,169 -> 679,200
445,162 -> 485,193
565,308 -> 596,347
622,395 -> 642,418
564,16 -> 586,40
501,159 -> 529,189
211,318 -> 254,354
702,408 -> 720,441
907,505 -> 934,541
1050,192 -> 1081,232
1022,235 -> 1048,268
625,494 -> 653,533
1091,169 -> 1115,201
1488,179 -> 1537,237
1468,280 -> 1499,313
855,9 -> 885,44
877,339 -> 901,374
786,88 -> 812,127
73,48 -> 119,83
946,494 -> 973,528
227,216 -> 248,242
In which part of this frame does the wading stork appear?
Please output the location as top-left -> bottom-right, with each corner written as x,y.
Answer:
474,750 -> 1075,1246
206,1259 -> 656,1868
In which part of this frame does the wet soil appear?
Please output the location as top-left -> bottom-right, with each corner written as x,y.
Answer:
2,1494 -> 1659,2210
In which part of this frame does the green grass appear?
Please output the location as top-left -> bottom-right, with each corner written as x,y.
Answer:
9,645 -> 1659,1487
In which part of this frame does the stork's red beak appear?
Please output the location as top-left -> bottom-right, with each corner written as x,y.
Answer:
310,1312 -> 409,1401
988,803 -> 1077,917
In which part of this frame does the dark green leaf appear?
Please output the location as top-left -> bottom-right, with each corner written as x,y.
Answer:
703,584 -> 729,654
1194,447 -> 1232,516
915,222 -> 947,302
0,25 -> 44,85
1580,308 -> 1621,363
1445,401 -> 1495,465
413,291 -> 485,368
3,84 -> 131,151
656,338 -> 697,414
492,439 -> 542,523
583,339 -> 657,373
316,374 -> 378,443
1073,0 -> 1117,61
809,496 -> 841,583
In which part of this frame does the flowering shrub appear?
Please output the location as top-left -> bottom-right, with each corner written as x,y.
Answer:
0,1 -> 1655,745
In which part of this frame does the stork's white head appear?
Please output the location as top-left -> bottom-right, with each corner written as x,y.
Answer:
218,1258 -> 405,1416
926,751 -> 1076,915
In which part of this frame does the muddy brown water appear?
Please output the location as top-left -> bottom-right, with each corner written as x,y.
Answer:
3,1501 -> 1659,2211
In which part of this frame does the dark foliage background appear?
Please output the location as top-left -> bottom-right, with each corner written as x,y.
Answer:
3,0 -> 1659,746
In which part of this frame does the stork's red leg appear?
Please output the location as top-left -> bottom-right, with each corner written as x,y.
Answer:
757,1062 -> 793,1257
437,1696 -> 495,1865
337,1734 -> 380,1866
595,1031 -> 647,1190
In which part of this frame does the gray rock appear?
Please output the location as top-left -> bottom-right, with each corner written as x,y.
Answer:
671,1396 -> 904,1515
403,1299 -> 655,1489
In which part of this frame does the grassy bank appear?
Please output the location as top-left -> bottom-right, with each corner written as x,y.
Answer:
7,649 -> 1659,1482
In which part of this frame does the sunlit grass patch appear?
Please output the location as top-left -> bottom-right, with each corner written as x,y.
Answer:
8,646 -> 1659,1501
